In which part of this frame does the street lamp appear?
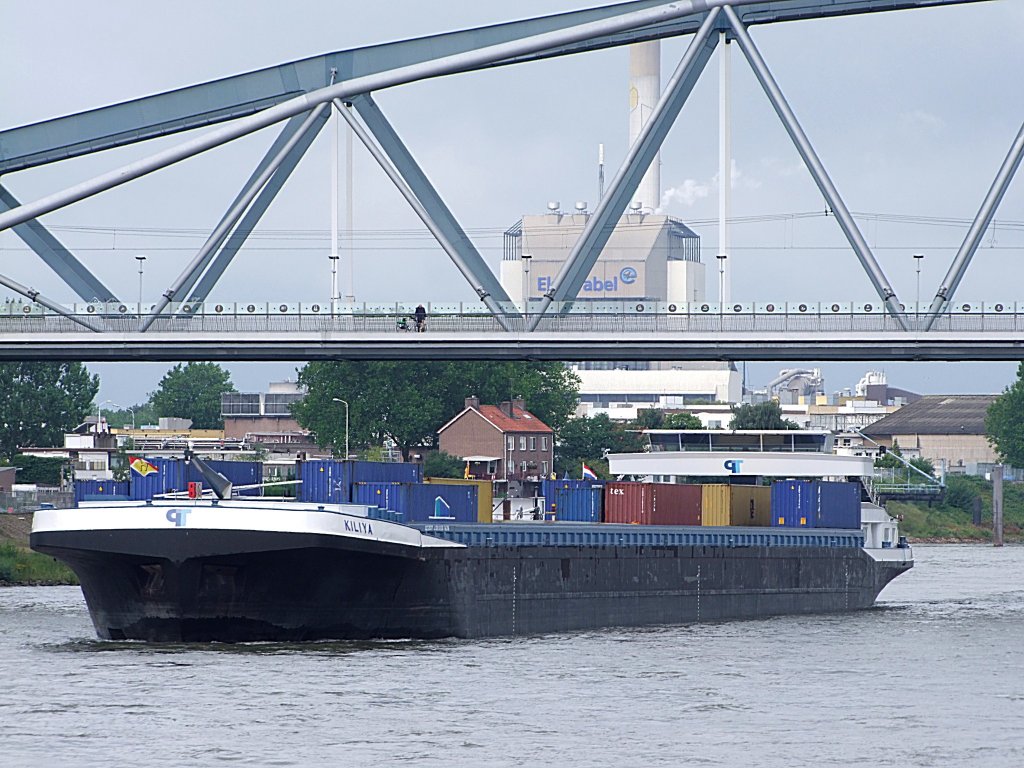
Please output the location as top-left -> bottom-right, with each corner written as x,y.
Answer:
135,255 -> 147,319
913,253 -> 924,325
331,398 -> 350,459
521,252 -> 533,321
716,253 -> 727,309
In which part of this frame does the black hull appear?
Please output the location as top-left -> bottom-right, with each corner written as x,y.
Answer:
32,527 -> 911,642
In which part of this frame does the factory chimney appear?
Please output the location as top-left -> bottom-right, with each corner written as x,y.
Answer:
628,40 -> 661,213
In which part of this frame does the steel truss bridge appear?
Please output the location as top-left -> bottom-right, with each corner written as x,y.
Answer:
0,302 -> 1021,362
1,0 -> 1020,362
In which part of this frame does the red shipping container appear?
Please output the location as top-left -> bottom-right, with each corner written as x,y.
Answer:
603,482 -> 702,526
650,483 -> 702,526
604,482 -> 650,524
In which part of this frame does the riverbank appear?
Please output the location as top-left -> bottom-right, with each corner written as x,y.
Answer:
0,513 -> 78,586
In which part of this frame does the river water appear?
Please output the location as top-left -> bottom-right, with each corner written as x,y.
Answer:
1,544 -> 1022,767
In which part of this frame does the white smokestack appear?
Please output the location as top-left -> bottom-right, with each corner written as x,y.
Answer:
629,40 -> 661,213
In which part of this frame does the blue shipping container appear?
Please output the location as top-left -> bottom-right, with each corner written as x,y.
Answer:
186,460 -> 263,497
541,479 -> 604,523
300,460 -> 423,504
351,482 -> 477,523
813,481 -> 862,529
130,458 -> 187,500
771,481 -> 861,529
74,480 -> 130,505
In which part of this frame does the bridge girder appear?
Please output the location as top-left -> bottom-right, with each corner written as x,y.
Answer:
0,1 -> 990,175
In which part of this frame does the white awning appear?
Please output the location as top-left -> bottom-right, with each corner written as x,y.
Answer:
463,455 -> 501,462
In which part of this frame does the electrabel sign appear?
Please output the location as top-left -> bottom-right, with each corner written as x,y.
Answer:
535,266 -> 638,293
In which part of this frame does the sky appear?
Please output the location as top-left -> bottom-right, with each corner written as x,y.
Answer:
2,0 -> 1024,406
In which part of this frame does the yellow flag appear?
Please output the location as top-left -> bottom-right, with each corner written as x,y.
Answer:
129,456 -> 158,476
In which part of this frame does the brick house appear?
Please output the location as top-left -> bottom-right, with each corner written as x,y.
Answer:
438,396 -> 554,482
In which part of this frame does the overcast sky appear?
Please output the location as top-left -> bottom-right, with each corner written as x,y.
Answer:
2,0 -> 1023,406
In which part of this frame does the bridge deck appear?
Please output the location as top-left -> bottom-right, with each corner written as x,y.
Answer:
0,310 -> 1021,361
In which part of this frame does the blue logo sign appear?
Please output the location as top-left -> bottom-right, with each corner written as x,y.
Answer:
619,266 -> 638,284
724,459 -> 744,474
166,509 -> 190,527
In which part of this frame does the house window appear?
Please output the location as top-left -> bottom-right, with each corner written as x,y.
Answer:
519,436 -> 527,451
520,460 -> 527,472
542,461 -> 549,475
529,436 -> 537,450
507,436 -> 514,451
487,460 -> 497,475
541,436 -> 548,451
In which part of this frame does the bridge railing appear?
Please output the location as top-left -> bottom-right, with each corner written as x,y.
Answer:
1,302 -> 1024,334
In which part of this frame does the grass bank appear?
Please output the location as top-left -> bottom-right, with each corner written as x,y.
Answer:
888,475 -> 1024,542
0,542 -> 78,586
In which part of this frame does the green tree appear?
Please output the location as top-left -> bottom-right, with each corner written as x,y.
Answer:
987,362 -> 1024,466
151,363 -> 235,429
554,414 -> 644,478
7,455 -> 66,485
634,409 -> 664,429
662,412 -> 703,429
293,361 -> 579,459
423,451 -> 465,479
0,362 -> 98,460
729,401 -> 800,430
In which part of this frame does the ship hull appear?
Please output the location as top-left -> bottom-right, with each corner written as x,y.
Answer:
32,526 -> 911,642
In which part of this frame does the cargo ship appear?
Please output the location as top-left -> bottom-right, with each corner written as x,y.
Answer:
31,436 -> 913,642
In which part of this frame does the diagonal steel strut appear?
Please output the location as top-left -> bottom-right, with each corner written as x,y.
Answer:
923,120 -> 1024,330
184,111 -> 329,303
346,94 -> 514,317
0,271 -> 102,332
0,183 -> 116,302
723,3 -> 907,329
171,112 -> 323,302
141,104 -> 330,331
527,7 -> 722,330
342,96 -> 514,326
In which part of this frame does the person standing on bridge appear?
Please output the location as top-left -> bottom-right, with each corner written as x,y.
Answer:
414,304 -> 427,332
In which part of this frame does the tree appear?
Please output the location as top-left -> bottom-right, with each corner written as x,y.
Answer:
634,409 -> 664,429
293,361 -> 580,459
554,414 -> 645,478
987,362 -> 1024,467
729,401 -> 800,430
151,363 -> 235,429
423,451 -> 465,479
662,412 -> 703,429
0,362 -> 98,460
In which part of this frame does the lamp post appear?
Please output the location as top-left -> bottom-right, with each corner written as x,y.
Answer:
913,253 -> 924,326
135,255 -> 146,319
716,253 -> 727,310
331,397 -> 350,459
521,252 -> 532,322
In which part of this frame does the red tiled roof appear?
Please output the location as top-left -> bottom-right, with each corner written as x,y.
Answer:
477,405 -> 552,433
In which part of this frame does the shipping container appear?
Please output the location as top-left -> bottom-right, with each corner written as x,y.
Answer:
771,481 -> 860,529
299,460 -> 422,504
604,482 -> 701,526
425,476 -> 493,523
542,479 -> 603,523
129,458 -> 187,500
729,485 -> 772,527
701,485 -> 731,527
74,479 -> 130,504
186,460 -> 263,497
813,481 -> 861,529
351,481 -> 477,523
